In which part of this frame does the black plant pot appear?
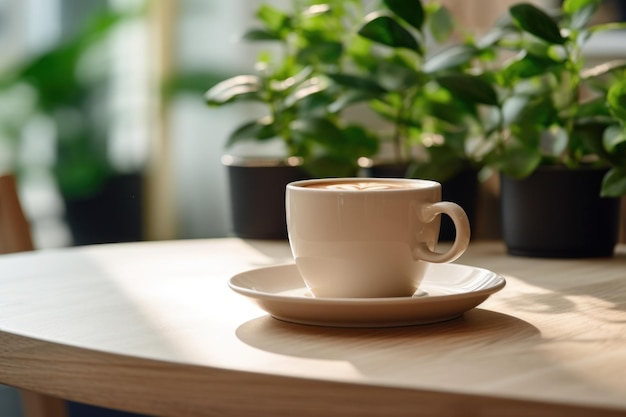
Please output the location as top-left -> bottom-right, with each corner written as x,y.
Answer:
364,163 -> 478,241
224,157 -> 310,240
501,167 -> 620,258
63,173 -> 144,246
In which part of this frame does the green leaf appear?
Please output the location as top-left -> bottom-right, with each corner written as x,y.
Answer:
290,117 -> 345,143
341,125 -> 379,157
296,88 -> 335,115
270,67 -> 313,92
603,124 -> 626,152
510,3 -> 566,45
428,4 -> 454,43
423,44 -> 479,73
435,74 -> 499,106
226,119 -> 276,147
358,14 -> 420,52
426,100 -> 467,125
407,146 -> 468,182
11,9 -> 129,110
477,27 -> 504,49
601,167 -> 626,197
563,0 -> 600,30
284,78 -> 329,108
383,0 -> 424,31
291,119 -> 377,157
507,94 -> 558,139
369,99 -> 399,123
375,60 -> 419,91
327,90 -> 379,113
572,121 -> 611,158
326,73 -> 387,94
204,75 -> 262,105
256,4 -> 291,34
577,98 -> 612,120
241,28 -> 281,41
55,133 -> 112,198
497,144 -> 543,178
607,80 -> 626,121
301,4 -> 330,17
587,21 -> 626,35
296,40 -> 343,65
162,70 -> 231,98
519,37 -> 560,60
502,53 -> 560,82
15,45 -> 82,110
563,0 -> 600,14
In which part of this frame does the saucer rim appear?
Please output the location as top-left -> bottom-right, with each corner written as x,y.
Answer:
228,263 -> 506,327
228,263 -> 506,305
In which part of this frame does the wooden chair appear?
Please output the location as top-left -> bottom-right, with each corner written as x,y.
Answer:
0,174 -> 34,254
0,174 -> 68,417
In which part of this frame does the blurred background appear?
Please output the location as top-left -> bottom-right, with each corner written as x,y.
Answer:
1,0 -> 624,250
0,0 -> 259,249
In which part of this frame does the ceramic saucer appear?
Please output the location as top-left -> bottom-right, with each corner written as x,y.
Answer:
229,263 -> 506,328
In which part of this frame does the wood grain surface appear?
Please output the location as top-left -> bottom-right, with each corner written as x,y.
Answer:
0,239 -> 625,417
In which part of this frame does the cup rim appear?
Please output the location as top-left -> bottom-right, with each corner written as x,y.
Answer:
287,177 -> 441,192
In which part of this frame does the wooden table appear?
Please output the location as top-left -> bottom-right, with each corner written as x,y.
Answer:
0,239 -> 625,417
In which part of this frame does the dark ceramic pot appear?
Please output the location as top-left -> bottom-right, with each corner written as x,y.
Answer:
501,166 -> 620,258
364,163 -> 478,241
224,156 -> 310,240
63,173 -> 144,245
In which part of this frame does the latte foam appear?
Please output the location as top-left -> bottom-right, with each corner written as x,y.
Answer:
304,181 -> 411,191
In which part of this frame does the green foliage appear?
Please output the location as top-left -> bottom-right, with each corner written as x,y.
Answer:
205,0 -> 378,177
434,74 -> 498,106
384,0 -> 424,30
358,14 -> 421,52
332,0 -> 477,180
205,0 -> 626,195
509,3 -> 566,44
466,0 -> 626,197
206,0 -> 481,181
0,7 -> 136,198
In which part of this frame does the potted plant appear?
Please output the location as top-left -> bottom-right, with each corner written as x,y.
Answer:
473,0 -> 626,257
0,7 -> 146,246
339,0 -> 465,175
319,0 -> 487,239
205,1 -> 379,239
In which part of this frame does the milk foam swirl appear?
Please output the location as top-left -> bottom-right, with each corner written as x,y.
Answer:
311,181 -> 406,190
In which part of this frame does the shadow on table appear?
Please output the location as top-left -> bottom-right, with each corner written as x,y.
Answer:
236,309 -> 541,383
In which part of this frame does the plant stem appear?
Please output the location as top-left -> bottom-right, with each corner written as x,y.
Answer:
564,40 -> 582,166
392,108 -> 404,163
392,86 -> 420,163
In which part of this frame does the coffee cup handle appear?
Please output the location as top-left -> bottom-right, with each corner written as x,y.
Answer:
414,201 -> 470,264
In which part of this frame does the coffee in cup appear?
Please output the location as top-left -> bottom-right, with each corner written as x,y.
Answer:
286,178 -> 470,298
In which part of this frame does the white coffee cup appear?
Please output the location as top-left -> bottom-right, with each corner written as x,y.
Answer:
286,178 -> 470,298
